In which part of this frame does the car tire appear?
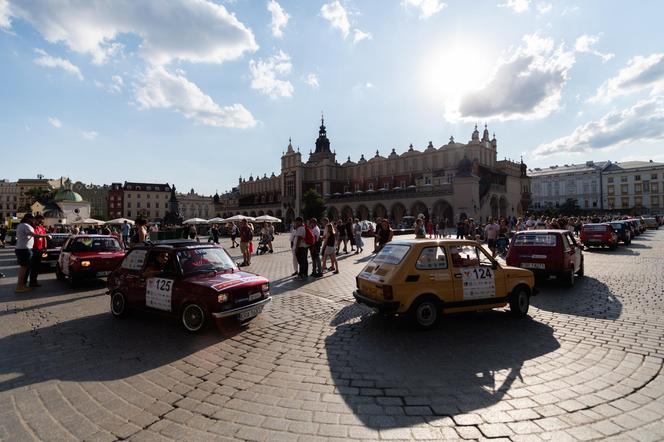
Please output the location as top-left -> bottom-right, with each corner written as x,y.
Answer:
55,265 -> 65,281
182,303 -> 206,333
409,296 -> 439,330
509,287 -> 530,318
564,269 -> 575,287
69,274 -> 80,288
110,292 -> 128,318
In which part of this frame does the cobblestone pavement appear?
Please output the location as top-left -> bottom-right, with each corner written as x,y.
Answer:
1,230 -> 664,441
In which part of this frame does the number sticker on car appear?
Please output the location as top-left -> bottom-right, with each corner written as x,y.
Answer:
146,278 -> 174,311
461,267 -> 496,300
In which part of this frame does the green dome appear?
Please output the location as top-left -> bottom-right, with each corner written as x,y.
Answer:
54,188 -> 83,202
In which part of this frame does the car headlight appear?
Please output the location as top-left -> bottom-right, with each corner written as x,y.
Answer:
261,283 -> 269,293
42,252 -> 48,258
81,260 -> 91,267
218,293 -> 228,303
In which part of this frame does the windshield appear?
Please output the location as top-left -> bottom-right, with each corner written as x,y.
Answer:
177,247 -> 236,275
513,233 -> 557,247
373,244 -> 410,265
583,225 -> 607,231
70,237 -> 122,252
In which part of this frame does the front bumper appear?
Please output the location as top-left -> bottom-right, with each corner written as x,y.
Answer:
353,290 -> 400,313
212,297 -> 272,319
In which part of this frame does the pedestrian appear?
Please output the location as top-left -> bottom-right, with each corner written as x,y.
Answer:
121,220 -> 130,247
345,217 -> 355,252
415,218 -> 426,238
484,217 -> 500,257
321,223 -> 339,274
133,218 -> 148,245
309,218 -> 322,277
352,218 -> 363,254
289,223 -> 298,276
14,214 -> 50,293
426,219 -> 434,239
293,217 -> 309,279
456,218 -> 465,239
0,223 -> 7,248
239,219 -> 253,266
28,214 -> 47,288
209,224 -> 220,244
373,217 -> 383,253
230,222 -> 239,248
376,219 -> 393,252
267,223 -> 274,253
336,220 -> 347,254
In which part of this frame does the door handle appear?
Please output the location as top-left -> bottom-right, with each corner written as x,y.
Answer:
454,273 -> 462,278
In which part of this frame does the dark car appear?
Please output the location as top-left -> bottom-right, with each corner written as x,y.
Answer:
56,235 -> 126,286
580,223 -> 618,249
107,241 -> 271,332
608,221 -> 631,245
506,230 -> 584,287
41,233 -> 71,268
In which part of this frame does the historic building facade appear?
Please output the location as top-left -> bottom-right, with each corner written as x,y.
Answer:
602,160 -> 664,213
121,182 -> 171,221
529,161 -> 610,211
178,189 -> 216,220
72,181 -> 110,219
221,118 -> 531,225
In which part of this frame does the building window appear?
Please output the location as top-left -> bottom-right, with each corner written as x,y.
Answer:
621,198 -> 629,208
651,173 -> 658,180
652,195 -> 660,207
147,202 -> 151,208
127,210 -> 132,217
127,193 -> 131,198
635,196 -> 642,206
156,202 -> 160,208
634,175 -> 641,181
368,183 -> 374,190
635,183 -> 642,194
137,202 -> 141,208
621,176 -> 627,183
607,185 -> 614,195
621,184 -> 628,195
127,202 -> 131,208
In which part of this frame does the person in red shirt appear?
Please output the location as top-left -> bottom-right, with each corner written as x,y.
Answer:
28,214 -> 47,287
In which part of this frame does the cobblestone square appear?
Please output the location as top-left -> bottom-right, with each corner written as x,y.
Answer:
1,231 -> 663,441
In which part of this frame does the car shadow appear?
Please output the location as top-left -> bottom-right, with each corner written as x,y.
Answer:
532,276 -> 622,320
583,246 -> 640,256
325,307 -> 560,428
0,312 -> 231,393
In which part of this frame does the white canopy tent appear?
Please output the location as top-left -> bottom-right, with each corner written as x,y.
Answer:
73,218 -> 105,226
182,218 -> 209,225
254,215 -> 282,223
223,214 -> 255,222
105,218 -> 135,226
207,217 -> 226,223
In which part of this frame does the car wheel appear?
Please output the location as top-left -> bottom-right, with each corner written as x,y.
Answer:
55,265 -> 65,281
563,269 -> 575,287
110,292 -> 128,318
409,297 -> 439,330
509,287 -> 530,317
69,274 -> 80,288
182,304 -> 206,333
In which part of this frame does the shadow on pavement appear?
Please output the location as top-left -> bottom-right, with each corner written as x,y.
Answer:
0,312 -> 230,393
325,309 -> 559,428
532,276 -> 622,320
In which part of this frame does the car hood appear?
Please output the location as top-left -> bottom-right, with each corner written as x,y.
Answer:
70,251 -> 125,259
189,271 -> 269,292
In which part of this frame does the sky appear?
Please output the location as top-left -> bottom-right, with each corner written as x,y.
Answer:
1,0 -> 664,195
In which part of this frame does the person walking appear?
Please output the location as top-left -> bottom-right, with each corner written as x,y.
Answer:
415,218 -> 426,239
0,224 -> 7,248
289,223 -> 299,276
321,223 -> 339,274
293,217 -> 309,279
373,217 -> 383,253
239,219 -> 253,266
345,217 -> 355,252
230,222 -> 239,248
14,214 -> 50,293
28,214 -> 47,288
209,224 -> 220,244
376,219 -> 393,252
309,218 -> 322,277
121,220 -> 131,247
352,218 -> 364,254
484,217 -> 500,257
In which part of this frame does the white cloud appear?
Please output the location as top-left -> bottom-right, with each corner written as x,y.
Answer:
404,0 -> 447,19
561,5 -> 579,16
48,116 -> 61,128
574,34 -> 614,63
352,29 -> 372,44
536,2 -> 552,14
306,73 -> 319,89
135,66 -> 256,128
249,50 -> 294,99
534,95 -> 664,156
321,1 -> 351,39
7,0 -> 258,66
365,82 -> 374,88
455,34 -> 575,121
81,130 -> 98,140
590,53 -> 664,103
33,48 -> 83,80
267,0 -> 289,38
498,0 -> 530,13
0,0 -> 11,30
95,75 -> 124,94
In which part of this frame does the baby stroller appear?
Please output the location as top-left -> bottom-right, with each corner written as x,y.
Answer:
256,233 -> 270,255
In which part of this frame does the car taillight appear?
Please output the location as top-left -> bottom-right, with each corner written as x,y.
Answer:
382,285 -> 393,300
42,252 -> 48,258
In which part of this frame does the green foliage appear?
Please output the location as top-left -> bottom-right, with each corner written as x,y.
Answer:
22,187 -> 55,211
301,188 -> 326,221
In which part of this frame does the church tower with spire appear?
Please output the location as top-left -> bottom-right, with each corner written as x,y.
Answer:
307,114 -> 336,164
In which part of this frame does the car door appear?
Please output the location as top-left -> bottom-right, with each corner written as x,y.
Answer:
413,245 -> 453,302
450,244 -> 498,303
565,232 -> 581,272
118,249 -> 148,308
560,233 -> 575,272
142,250 -> 178,314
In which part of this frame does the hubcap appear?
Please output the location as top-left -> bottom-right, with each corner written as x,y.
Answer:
112,294 -> 124,314
184,305 -> 203,330
417,303 -> 436,326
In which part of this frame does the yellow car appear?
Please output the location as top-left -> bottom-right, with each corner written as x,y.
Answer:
353,239 -> 536,329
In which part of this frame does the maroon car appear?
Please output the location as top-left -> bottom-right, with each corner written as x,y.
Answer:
107,241 -> 271,332
506,230 -> 584,287
56,235 -> 125,286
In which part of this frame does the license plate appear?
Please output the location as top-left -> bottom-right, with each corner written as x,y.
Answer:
238,305 -> 263,321
248,292 -> 262,302
522,262 -> 545,269
96,270 -> 111,277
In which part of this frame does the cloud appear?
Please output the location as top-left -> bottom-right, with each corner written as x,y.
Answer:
574,34 -> 614,63
536,2 -> 552,14
306,73 -> 319,89
95,75 -> 124,94
352,29 -> 372,44
7,0 -> 258,66
534,95 -> 664,156
81,130 -> 98,140
134,66 -> 256,128
561,5 -> 579,15
33,48 -> 83,80
498,0 -> 530,13
590,53 -> 664,103
267,0 -> 289,38
0,0 -> 11,30
321,1 -> 351,39
404,0 -> 447,19
48,116 -> 61,128
249,50 -> 294,98
456,34 -> 575,121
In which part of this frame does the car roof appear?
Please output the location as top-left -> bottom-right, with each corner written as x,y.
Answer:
133,240 -> 215,250
71,234 -> 116,238
388,238 -> 480,246
513,229 -> 568,234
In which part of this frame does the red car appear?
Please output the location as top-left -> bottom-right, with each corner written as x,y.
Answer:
56,235 -> 125,286
107,241 -> 271,332
580,223 -> 618,249
506,230 -> 584,287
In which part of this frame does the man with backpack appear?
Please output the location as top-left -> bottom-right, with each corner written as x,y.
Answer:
293,217 -> 313,279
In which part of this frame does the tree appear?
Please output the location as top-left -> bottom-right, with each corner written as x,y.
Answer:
301,189 -> 326,221
21,187 -> 55,211
559,198 -> 579,215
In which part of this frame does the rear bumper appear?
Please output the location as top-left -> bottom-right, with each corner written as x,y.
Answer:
353,290 -> 400,312
212,297 -> 271,319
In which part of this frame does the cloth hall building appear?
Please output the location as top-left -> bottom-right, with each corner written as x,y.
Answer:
219,119 -> 532,226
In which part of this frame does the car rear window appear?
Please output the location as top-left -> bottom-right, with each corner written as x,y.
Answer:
70,237 -> 122,252
583,225 -> 607,231
513,233 -> 557,247
47,235 -> 69,248
610,223 -> 624,230
373,244 -> 410,265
